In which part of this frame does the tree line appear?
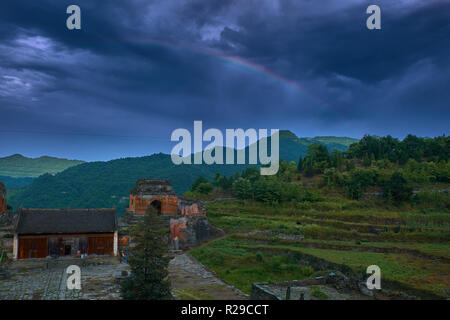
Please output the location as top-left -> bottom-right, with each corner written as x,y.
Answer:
187,134 -> 449,205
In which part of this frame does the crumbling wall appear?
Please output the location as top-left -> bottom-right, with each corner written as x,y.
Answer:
170,216 -> 210,249
178,197 -> 206,216
129,195 -> 178,214
0,182 -> 6,215
128,179 -> 179,214
124,179 -> 212,250
169,197 -> 208,249
251,283 -> 282,300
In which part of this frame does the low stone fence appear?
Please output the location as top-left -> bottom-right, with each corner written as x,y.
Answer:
251,276 -> 339,300
251,283 -> 282,300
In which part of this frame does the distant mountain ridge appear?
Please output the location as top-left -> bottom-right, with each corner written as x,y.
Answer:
7,131 -> 358,211
0,154 -> 84,178
278,130 -> 357,162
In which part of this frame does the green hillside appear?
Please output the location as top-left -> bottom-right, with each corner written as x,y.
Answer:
7,153 -> 250,212
0,175 -> 34,188
6,131 -> 357,212
187,134 -> 449,298
279,131 -> 358,162
0,154 -> 84,177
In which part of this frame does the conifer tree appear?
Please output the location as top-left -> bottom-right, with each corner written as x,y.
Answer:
120,206 -> 171,300
297,156 -> 304,172
363,152 -> 371,167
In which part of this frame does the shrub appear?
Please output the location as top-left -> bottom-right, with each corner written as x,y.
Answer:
414,189 -> 450,210
382,172 -> 413,202
255,252 -> 264,263
343,168 -> 378,200
196,182 -> 214,194
232,178 -> 253,199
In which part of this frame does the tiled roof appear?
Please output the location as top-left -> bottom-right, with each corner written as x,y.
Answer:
14,208 -> 117,234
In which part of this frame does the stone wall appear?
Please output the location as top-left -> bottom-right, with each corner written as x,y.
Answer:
251,283 -> 282,300
170,216 -> 210,249
178,197 -> 206,216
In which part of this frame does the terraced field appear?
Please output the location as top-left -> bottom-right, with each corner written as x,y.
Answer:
190,200 -> 450,299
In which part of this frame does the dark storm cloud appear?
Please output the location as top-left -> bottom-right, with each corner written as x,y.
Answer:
207,0 -> 450,84
0,0 -> 449,160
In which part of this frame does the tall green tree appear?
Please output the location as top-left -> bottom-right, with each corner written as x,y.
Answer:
120,206 -> 171,300
196,182 -> 214,194
241,166 -> 261,183
297,156 -> 304,172
232,177 -> 252,199
330,150 -> 343,171
213,173 -> 234,190
303,144 -> 330,174
362,153 -> 371,167
191,176 -> 208,192
382,172 -> 412,202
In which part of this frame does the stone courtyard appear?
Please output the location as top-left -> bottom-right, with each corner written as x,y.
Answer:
0,256 -> 128,300
0,253 -> 247,300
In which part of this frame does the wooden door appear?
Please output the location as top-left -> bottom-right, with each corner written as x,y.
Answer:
19,237 -> 47,259
87,236 -> 113,256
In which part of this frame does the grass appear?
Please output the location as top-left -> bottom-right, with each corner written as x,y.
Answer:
189,198 -> 450,299
310,287 -> 330,300
190,237 -> 316,294
206,201 -> 449,243
191,236 -> 450,298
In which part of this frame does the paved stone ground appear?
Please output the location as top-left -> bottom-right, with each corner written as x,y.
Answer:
0,257 -> 129,300
168,253 -> 248,300
0,253 -> 247,300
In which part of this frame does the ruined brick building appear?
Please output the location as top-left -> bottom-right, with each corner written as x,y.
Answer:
13,208 -> 118,259
127,179 -> 211,249
170,197 -> 210,249
129,179 -> 179,214
0,182 -> 6,215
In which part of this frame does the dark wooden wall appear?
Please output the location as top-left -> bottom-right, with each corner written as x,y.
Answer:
18,233 -> 114,259
18,237 -> 47,259
88,235 -> 114,256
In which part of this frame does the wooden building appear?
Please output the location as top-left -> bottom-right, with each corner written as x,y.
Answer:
13,208 -> 118,260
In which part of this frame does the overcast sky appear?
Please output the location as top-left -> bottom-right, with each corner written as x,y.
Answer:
0,0 -> 449,161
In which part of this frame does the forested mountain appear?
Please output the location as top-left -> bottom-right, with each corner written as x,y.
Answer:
6,131 -> 357,211
0,154 -> 84,178
278,130 -> 357,162
7,153 -> 249,211
0,175 -> 34,188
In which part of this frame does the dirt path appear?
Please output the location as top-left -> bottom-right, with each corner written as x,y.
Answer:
168,253 -> 248,300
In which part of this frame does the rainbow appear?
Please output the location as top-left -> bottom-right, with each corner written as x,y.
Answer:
119,36 -> 324,106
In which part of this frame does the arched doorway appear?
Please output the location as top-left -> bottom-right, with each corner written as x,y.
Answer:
150,200 -> 162,214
